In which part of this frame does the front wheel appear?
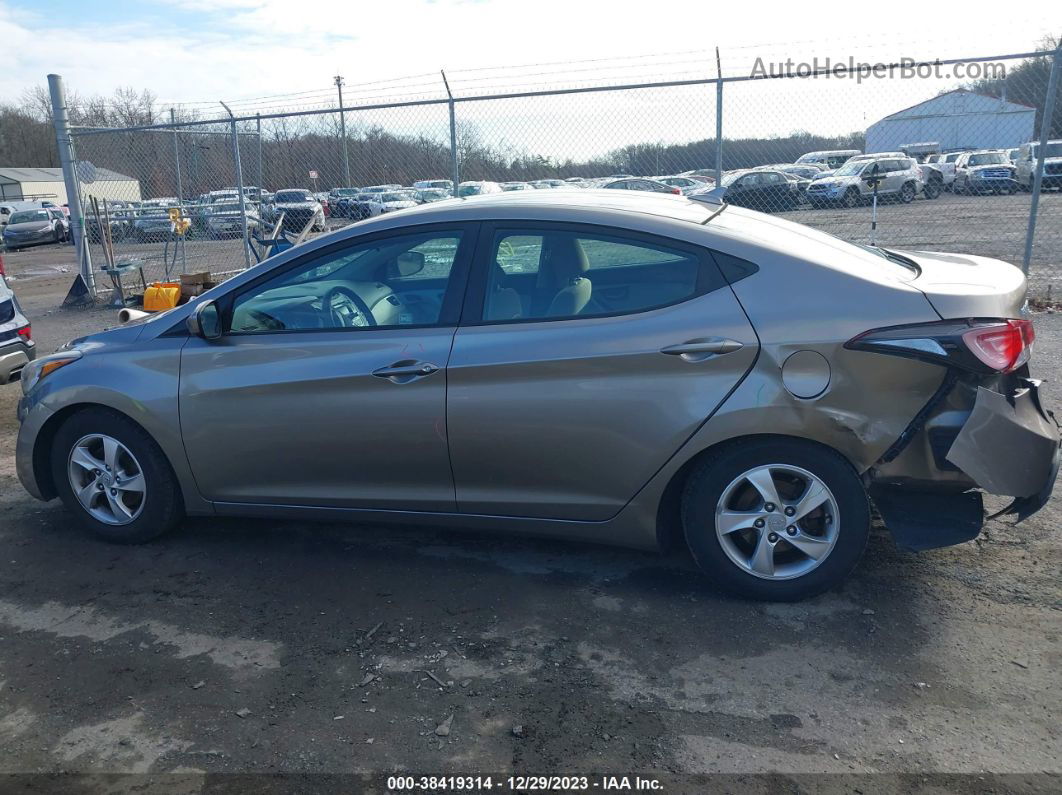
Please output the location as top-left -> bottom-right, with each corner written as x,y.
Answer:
681,438 -> 870,601
900,182 -> 916,203
51,407 -> 184,543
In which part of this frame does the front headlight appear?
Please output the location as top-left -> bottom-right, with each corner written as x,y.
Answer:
21,350 -> 81,395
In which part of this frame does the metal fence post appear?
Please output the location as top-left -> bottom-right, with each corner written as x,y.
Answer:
47,74 -> 94,294
441,71 -> 459,195
220,101 -> 252,270
714,48 -> 723,185
170,108 -> 183,203
1022,41 -> 1062,275
335,75 -> 351,187
256,113 -> 263,191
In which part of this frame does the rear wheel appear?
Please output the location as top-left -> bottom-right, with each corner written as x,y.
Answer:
51,407 -> 184,543
681,438 -> 870,601
900,182 -> 916,203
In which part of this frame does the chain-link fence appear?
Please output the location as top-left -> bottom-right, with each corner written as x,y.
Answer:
56,45 -> 1062,300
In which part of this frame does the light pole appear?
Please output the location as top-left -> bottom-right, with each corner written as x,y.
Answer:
335,75 -> 351,187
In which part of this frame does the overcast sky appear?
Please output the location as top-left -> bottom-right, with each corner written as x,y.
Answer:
2,1 -> 1058,159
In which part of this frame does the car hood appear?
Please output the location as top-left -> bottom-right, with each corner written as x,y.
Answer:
967,164 -> 1014,172
65,321 -> 149,352
896,249 -> 1026,318
5,221 -> 52,233
274,202 -> 318,209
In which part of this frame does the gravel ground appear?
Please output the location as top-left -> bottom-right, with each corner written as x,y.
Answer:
0,237 -> 1059,793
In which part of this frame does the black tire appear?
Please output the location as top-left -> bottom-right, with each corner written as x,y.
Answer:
899,182 -> 916,203
924,181 -> 942,200
842,188 -> 860,209
681,438 -> 871,601
51,407 -> 184,544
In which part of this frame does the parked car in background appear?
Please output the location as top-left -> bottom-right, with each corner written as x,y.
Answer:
132,204 -> 179,242
413,179 -> 454,193
86,201 -> 133,242
806,157 -> 922,208
501,182 -> 533,191
952,150 -> 1018,195
2,208 -> 69,249
655,176 -> 708,195
601,177 -> 681,194
528,179 -> 567,189
795,149 -> 862,170
17,190 -> 1058,602
0,266 -> 34,385
1,203 -> 23,235
263,189 -> 326,232
204,203 -> 260,238
415,188 -> 451,204
457,181 -> 503,197
770,164 -> 827,181
374,190 -> 420,215
1015,139 -> 1062,191
699,169 -> 797,212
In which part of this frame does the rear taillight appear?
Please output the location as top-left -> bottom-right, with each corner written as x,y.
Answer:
962,319 -> 1033,372
846,318 -> 1034,374
16,324 -> 31,342
670,187 -> 681,195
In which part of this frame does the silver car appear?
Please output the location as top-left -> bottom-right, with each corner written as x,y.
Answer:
15,191 -> 1060,601
0,268 -> 35,384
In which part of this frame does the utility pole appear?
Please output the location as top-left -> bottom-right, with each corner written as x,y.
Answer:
335,74 -> 351,187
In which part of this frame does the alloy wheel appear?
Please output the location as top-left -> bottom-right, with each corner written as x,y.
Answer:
67,434 -> 147,525
715,464 -> 840,580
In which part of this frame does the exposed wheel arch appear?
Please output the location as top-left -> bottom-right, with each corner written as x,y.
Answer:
32,403 -> 181,505
655,433 -> 861,552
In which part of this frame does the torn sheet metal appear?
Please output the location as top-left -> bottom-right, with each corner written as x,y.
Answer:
946,379 -> 1060,499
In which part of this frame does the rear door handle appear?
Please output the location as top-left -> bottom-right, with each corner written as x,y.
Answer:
660,338 -> 743,360
372,360 -> 439,382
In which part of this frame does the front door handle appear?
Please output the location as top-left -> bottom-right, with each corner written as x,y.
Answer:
372,359 -> 439,382
660,338 -> 743,361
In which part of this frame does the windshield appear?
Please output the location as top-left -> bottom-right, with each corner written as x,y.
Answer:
275,191 -> 312,202
381,192 -> 414,203
833,161 -> 867,177
418,190 -> 448,201
212,204 -> 242,213
458,184 -> 483,196
968,153 -> 1007,166
9,210 -> 48,224
333,189 -> 358,196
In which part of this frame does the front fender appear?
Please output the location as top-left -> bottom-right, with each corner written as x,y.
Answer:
15,334 -> 212,515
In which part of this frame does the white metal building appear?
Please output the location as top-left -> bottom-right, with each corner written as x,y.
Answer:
0,166 -> 141,204
865,89 -> 1036,153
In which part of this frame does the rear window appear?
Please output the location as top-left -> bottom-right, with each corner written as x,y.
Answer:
276,191 -> 311,202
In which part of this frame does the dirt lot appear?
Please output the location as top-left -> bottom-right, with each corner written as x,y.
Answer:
0,231 -> 1060,793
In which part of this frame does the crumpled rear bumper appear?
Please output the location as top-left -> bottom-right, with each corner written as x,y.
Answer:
945,378 -> 1060,520
872,377 -> 1060,551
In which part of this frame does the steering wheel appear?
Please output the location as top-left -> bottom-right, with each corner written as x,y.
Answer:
322,285 -> 376,328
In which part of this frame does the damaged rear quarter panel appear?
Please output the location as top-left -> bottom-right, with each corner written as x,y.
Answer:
698,243 -> 947,472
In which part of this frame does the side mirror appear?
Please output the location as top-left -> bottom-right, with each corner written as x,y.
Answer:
186,300 -> 222,341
